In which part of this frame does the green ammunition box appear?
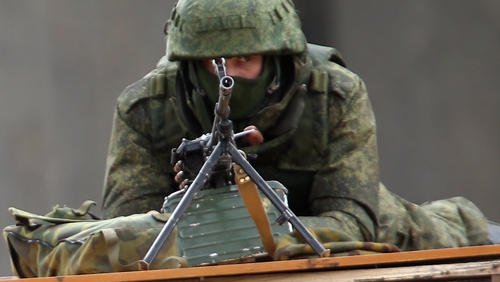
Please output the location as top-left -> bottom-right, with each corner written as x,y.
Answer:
163,181 -> 292,266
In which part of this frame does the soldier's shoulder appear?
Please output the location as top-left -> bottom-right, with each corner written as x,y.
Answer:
307,43 -> 346,68
116,74 -> 154,114
327,63 -> 364,101
307,43 -> 364,100
117,56 -> 178,114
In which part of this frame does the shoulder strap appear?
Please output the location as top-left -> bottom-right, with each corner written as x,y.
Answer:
306,44 -> 344,155
149,56 -> 178,99
148,58 -> 188,158
233,164 -> 277,256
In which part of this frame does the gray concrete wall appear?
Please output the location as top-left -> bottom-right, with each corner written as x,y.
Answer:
0,0 -> 498,276
295,0 -> 500,219
335,1 -> 500,218
0,0 -> 176,275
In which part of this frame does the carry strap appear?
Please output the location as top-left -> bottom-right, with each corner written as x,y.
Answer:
233,164 -> 277,256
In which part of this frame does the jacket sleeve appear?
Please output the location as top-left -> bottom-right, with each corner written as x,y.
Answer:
101,85 -> 174,219
308,67 -> 380,242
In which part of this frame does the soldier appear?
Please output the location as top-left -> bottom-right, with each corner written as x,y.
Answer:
102,0 -> 498,251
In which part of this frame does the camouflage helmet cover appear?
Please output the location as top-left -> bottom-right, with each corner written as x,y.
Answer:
166,0 -> 307,61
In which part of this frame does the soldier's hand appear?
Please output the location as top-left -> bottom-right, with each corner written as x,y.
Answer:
243,125 -> 264,146
174,170 -> 191,190
173,160 -> 191,190
173,160 -> 183,174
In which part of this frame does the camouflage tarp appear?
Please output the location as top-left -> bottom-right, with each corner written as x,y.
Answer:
3,201 -> 184,277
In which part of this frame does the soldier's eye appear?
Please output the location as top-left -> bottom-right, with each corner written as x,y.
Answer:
237,56 -> 251,62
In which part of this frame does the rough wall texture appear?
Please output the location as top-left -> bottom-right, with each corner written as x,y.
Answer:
0,0 -> 498,276
330,1 -> 500,218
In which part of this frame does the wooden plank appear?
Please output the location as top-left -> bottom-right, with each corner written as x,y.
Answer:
1,245 -> 500,282
184,260 -> 500,282
6,260 -> 498,282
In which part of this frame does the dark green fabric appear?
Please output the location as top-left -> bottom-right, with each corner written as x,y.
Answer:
193,57 -> 275,120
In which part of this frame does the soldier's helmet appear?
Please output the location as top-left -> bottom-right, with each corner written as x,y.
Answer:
166,0 -> 307,61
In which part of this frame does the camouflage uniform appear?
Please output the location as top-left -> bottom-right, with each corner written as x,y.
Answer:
102,0 -> 489,250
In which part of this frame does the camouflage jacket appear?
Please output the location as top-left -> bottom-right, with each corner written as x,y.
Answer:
101,44 -> 489,248
102,44 -> 379,240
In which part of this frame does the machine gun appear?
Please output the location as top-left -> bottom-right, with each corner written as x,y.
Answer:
140,58 -> 330,269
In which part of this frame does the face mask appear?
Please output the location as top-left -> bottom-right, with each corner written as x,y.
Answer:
193,57 -> 276,120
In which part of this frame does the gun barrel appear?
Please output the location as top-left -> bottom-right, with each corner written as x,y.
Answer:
216,75 -> 234,119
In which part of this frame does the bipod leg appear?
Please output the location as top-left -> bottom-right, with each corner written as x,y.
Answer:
228,144 -> 330,258
140,143 -> 223,269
